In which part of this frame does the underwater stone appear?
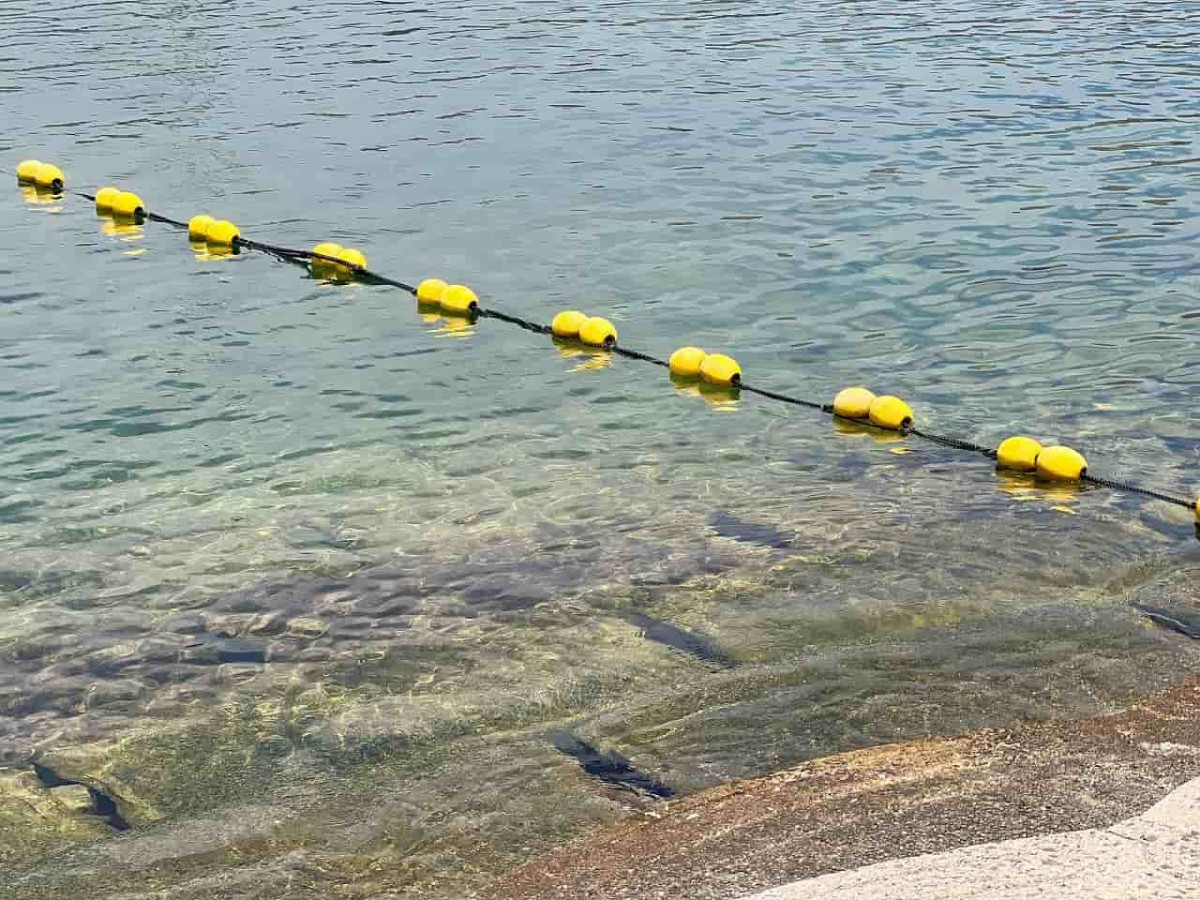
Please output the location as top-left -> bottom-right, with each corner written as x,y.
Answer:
49,784 -> 93,814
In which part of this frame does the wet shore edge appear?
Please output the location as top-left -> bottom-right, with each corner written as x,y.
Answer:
482,675 -> 1200,900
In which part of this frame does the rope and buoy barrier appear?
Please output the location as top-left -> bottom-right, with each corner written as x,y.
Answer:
11,160 -> 1200,532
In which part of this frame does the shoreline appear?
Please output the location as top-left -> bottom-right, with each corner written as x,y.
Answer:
483,674 -> 1200,899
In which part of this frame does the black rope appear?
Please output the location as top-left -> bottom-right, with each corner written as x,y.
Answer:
908,426 -> 998,458
241,236 -> 418,292
235,234 -> 308,259
144,210 -> 189,229
12,170 -> 1197,518
52,179 -> 410,287
474,307 -> 548,334
739,381 -> 829,412
1081,473 -> 1194,509
612,345 -> 668,368
361,271 -> 417,293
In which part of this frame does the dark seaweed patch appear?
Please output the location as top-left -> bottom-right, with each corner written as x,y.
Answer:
184,635 -> 269,665
708,510 -> 792,549
1131,602 -> 1200,640
622,610 -> 735,669
31,759 -> 130,830
550,731 -> 674,799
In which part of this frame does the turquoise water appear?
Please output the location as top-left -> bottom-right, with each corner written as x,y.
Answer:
2,1 -> 1199,896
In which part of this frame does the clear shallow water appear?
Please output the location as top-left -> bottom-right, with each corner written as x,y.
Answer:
1,0 -> 1199,896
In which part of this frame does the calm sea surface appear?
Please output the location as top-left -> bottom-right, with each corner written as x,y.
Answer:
1,1 -> 1198,897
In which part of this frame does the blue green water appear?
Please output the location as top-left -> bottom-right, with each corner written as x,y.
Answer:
1,1 -> 1199,896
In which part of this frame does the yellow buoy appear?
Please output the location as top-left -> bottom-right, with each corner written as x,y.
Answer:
668,346 -> 707,379
34,163 -> 65,191
311,242 -> 342,258
1194,497 -> 1199,521
441,284 -> 479,314
437,316 -> 475,336
16,159 -> 41,182
417,278 -> 448,304
95,187 -> 121,215
192,242 -> 228,261
996,436 -> 1042,472
578,316 -> 618,348
336,247 -> 367,271
833,417 -> 905,444
110,191 -> 145,219
206,220 -> 240,246
699,353 -> 742,387
1036,445 -> 1088,481
309,242 -> 343,278
868,395 -> 914,430
698,380 -> 740,408
100,218 -> 142,239
187,215 -> 215,241
833,386 -> 875,419
551,310 -> 589,340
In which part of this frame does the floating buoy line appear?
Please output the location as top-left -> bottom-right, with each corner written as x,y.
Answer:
11,160 -> 1200,535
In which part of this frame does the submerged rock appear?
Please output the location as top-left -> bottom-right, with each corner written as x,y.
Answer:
48,784 -> 92,814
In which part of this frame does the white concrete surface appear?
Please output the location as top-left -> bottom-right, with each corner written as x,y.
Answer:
743,776 -> 1200,900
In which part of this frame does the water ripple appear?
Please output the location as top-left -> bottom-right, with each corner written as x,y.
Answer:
0,0 -> 1198,887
